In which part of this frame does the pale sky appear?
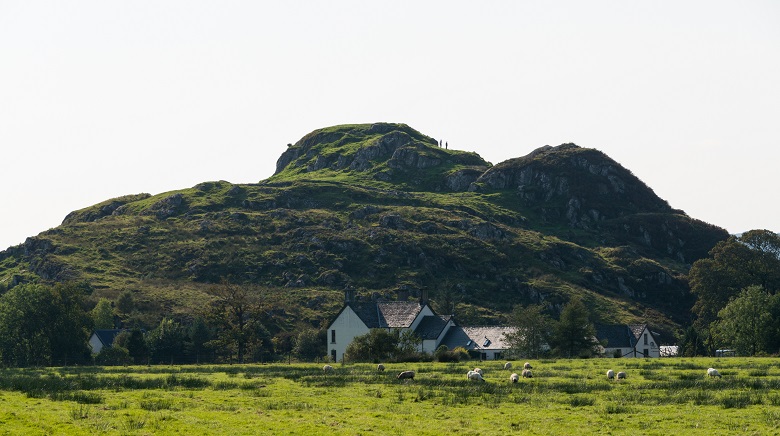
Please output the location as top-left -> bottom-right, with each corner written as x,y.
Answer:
1,1 -> 778,251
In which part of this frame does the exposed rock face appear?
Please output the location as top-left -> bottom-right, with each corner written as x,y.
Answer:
474,144 -> 673,227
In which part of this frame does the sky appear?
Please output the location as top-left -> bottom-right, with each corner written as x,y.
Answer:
1,1 -> 778,251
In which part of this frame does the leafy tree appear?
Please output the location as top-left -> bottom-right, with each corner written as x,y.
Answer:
203,279 -> 264,363
47,282 -> 93,365
187,316 -> 212,363
344,329 -> 400,362
94,345 -> 131,366
550,298 -> 597,358
690,230 -> 780,329
712,286 -> 780,356
0,282 -> 92,366
676,325 -> 708,357
505,304 -> 552,359
147,318 -> 186,364
292,329 -> 326,361
116,290 -> 135,315
91,298 -> 115,329
126,328 -> 149,364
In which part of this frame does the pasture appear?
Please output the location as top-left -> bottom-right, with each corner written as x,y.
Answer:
0,358 -> 779,435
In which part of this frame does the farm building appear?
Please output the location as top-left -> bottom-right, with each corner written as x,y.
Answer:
88,329 -> 124,354
326,290 -> 514,362
439,325 -> 517,361
596,324 -> 660,358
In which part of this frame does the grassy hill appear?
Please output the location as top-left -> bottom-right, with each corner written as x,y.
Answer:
0,123 -> 728,341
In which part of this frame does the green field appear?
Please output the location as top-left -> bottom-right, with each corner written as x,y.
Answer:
0,358 -> 778,435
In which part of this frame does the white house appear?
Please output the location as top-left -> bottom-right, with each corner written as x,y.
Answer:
88,329 -> 124,354
596,324 -> 660,358
326,290 -> 514,362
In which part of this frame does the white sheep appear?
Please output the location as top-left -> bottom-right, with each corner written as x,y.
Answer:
522,369 -> 533,378
397,370 -> 415,380
707,368 -> 722,378
617,371 -> 627,380
607,369 -> 615,380
504,362 -> 512,370
510,373 -> 519,383
467,370 -> 485,382
377,363 -> 385,371
524,362 -> 533,370
323,365 -> 333,372
473,368 -> 483,376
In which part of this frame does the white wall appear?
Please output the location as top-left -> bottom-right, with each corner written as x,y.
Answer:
88,334 -> 104,354
327,307 -> 369,363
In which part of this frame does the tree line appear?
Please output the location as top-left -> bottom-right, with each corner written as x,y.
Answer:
0,279 -> 327,367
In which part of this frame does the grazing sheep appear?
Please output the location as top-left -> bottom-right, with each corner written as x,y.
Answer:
377,364 -> 385,371
522,369 -> 533,378
607,370 -> 615,380
510,373 -> 519,383
323,365 -> 333,373
524,362 -> 533,370
467,370 -> 485,382
617,371 -> 627,380
707,368 -> 722,378
504,362 -> 512,370
473,368 -> 483,376
397,370 -> 415,380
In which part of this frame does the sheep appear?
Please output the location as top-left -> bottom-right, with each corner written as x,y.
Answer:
377,363 -> 385,372
323,365 -> 333,373
397,370 -> 415,380
523,362 -> 533,370
607,369 -> 615,380
504,362 -> 512,370
467,370 -> 485,382
522,369 -> 533,378
707,368 -> 722,378
617,371 -> 627,380
473,368 -> 483,376
510,373 -> 520,383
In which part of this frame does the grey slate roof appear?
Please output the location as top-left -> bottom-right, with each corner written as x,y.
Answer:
414,315 -> 451,340
348,301 -> 424,328
596,324 -> 650,348
92,329 -> 124,347
440,326 -> 517,351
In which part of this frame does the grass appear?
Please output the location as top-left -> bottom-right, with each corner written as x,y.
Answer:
0,357 -> 776,434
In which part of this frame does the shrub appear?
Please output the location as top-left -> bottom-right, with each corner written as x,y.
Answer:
94,346 -> 131,366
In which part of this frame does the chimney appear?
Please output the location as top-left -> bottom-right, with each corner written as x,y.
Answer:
344,287 -> 355,303
419,288 -> 429,306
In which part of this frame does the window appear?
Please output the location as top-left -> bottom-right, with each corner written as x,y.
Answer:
330,349 -> 336,362
331,330 -> 336,344
643,349 -> 649,357
644,333 -> 648,345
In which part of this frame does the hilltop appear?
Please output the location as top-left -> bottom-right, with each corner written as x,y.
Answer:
0,123 -> 728,341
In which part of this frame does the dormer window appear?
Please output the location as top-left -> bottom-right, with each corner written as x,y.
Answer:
483,339 -> 491,347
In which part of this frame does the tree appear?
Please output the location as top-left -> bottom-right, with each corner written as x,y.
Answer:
712,286 -> 779,356
92,298 -> 115,329
126,328 -> 149,364
550,298 -> 597,358
116,290 -> 135,315
344,329 -> 400,362
47,282 -> 93,365
147,318 -> 186,364
203,279 -> 263,363
505,304 -> 552,359
187,316 -> 212,363
0,282 -> 92,366
690,230 -> 780,329
292,329 -> 326,361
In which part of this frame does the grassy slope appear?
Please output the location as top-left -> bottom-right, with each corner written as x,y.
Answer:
0,358 -> 777,435
0,123 -> 727,339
